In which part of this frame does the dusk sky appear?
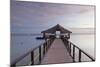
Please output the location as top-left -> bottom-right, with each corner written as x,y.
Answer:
11,1 -> 95,33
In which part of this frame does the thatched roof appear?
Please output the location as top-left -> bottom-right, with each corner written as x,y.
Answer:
41,24 -> 72,33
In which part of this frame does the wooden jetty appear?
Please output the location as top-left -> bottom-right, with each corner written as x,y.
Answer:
11,24 -> 95,67
41,39 -> 73,64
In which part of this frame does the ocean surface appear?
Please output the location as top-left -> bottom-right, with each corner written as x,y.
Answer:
11,34 -> 45,65
11,33 -> 95,65
70,34 -> 95,62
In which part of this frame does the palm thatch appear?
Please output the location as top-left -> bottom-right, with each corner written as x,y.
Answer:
41,24 -> 72,34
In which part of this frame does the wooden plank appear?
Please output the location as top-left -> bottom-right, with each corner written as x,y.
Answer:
41,39 -> 73,64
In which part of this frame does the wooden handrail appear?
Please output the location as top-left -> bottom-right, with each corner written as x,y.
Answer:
11,43 -> 43,66
62,38 -> 95,62
70,41 -> 95,61
11,38 -> 54,67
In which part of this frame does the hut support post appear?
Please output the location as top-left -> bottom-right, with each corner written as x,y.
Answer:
43,33 -> 46,38
68,33 -> 70,39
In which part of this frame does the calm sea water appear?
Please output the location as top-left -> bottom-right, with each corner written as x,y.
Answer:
11,33 -> 95,65
70,34 -> 95,62
11,34 -> 45,65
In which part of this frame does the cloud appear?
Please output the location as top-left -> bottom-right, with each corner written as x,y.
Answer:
11,1 -> 95,33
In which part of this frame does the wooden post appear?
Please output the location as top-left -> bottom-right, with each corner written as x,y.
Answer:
31,51 -> 34,65
64,39 -> 66,47
46,42 -> 48,51
68,33 -> 70,39
47,40 -> 49,49
73,45 -> 75,62
46,39 -> 48,51
67,40 -> 70,52
69,42 -> 71,54
49,39 -> 50,47
55,33 -> 56,38
67,39 -> 69,50
43,43 -> 45,55
43,33 -> 45,38
44,43 -> 46,55
45,42 -> 47,52
39,46 -> 41,63
11,64 -> 16,67
79,49 -> 81,62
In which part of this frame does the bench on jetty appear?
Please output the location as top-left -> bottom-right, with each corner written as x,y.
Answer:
11,24 -> 95,67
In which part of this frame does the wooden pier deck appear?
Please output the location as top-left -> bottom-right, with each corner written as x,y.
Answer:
11,24 -> 95,67
11,38 -> 95,66
41,38 -> 73,64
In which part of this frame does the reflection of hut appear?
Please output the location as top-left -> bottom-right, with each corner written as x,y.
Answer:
41,24 -> 72,39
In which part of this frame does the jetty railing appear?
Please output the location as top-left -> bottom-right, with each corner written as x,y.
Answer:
11,38 -> 54,67
62,38 -> 95,62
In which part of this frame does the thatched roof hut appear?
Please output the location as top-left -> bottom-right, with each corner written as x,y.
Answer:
41,24 -> 72,33
41,24 -> 72,39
